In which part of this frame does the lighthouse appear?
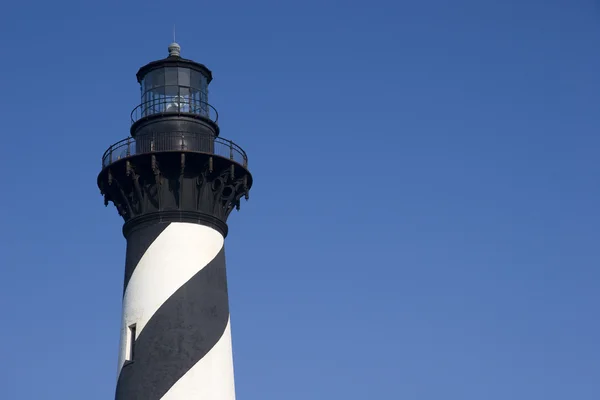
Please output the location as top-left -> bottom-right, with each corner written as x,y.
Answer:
97,42 -> 252,399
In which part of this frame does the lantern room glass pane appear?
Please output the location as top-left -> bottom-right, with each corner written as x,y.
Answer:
150,69 -> 164,88
190,89 -> 200,113
143,73 -> 152,89
179,67 -> 190,87
165,67 -> 178,86
165,85 -> 178,97
191,70 -> 207,91
178,87 -> 190,112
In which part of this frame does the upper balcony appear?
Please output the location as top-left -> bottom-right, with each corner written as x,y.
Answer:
101,131 -> 248,169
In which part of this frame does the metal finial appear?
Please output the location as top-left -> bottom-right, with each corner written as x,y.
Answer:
168,42 -> 181,57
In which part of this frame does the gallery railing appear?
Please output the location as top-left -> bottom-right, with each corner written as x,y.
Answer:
130,99 -> 219,125
101,131 -> 247,168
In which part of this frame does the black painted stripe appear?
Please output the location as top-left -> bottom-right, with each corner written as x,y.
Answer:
123,222 -> 170,294
123,211 -> 229,239
115,246 -> 229,400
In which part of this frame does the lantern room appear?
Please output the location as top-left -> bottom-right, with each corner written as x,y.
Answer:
135,43 -> 213,120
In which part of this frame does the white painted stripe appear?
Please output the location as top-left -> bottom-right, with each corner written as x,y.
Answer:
117,222 -> 224,376
161,318 -> 236,400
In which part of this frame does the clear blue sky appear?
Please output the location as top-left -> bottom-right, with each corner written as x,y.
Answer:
0,0 -> 598,398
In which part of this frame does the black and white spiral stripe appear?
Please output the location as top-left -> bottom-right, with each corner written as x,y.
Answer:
115,222 -> 235,400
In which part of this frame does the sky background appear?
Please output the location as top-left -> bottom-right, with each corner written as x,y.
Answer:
0,0 -> 599,398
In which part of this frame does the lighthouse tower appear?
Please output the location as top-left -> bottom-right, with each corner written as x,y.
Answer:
97,43 -> 252,400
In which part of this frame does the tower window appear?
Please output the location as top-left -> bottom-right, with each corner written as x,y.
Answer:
126,324 -> 137,362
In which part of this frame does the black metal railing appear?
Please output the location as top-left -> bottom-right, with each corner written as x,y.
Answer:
101,131 -> 248,168
131,99 -> 219,125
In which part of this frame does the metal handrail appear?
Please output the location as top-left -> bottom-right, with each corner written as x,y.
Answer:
130,99 -> 219,125
101,131 -> 248,168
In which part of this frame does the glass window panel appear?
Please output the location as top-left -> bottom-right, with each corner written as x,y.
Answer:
160,71 -> 167,88
190,70 -> 202,90
142,92 -> 148,116
150,92 -> 157,113
154,69 -> 165,88
151,93 -> 158,114
190,89 -> 198,114
146,92 -> 153,114
147,86 -> 162,112
150,86 -> 165,97
160,92 -> 167,113
200,88 -> 207,106
154,92 -> 160,114
203,87 -> 209,115
179,87 -> 190,101
179,87 -> 190,112
143,73 -> 152,90
178,67 -> 190,87
165,83 -> 179,112
165,97 -> 178,112
165,67 -> 178,86
165,85 -> 178,97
